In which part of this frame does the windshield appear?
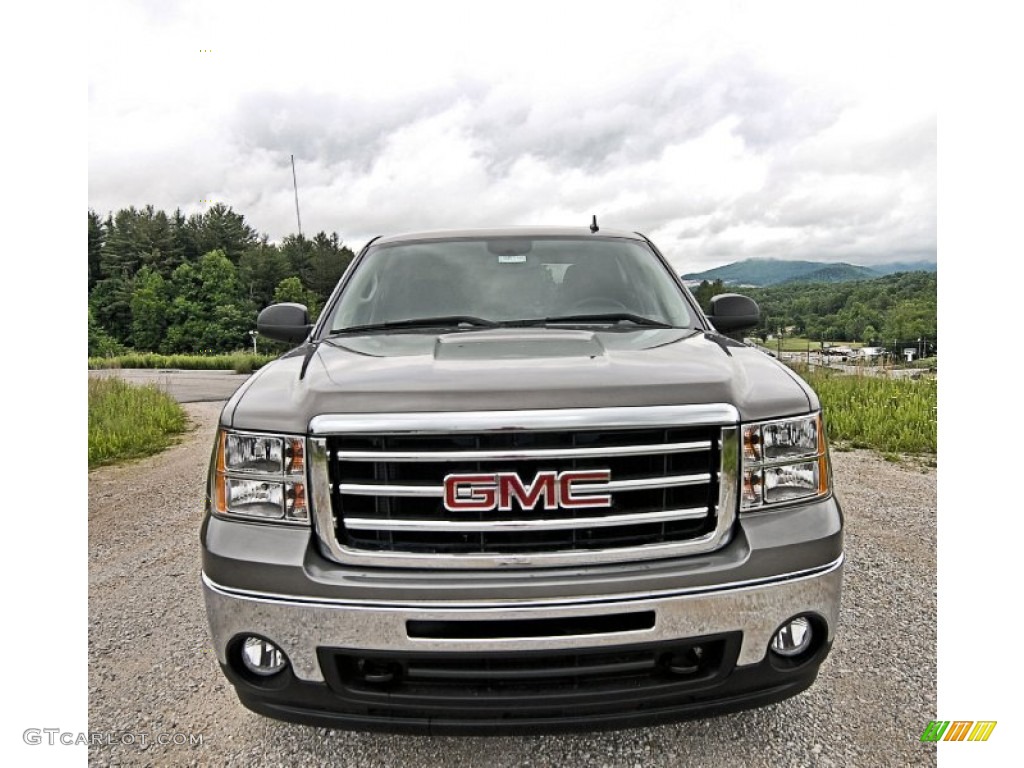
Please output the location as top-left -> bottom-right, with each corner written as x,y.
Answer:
325,236 -> 695,333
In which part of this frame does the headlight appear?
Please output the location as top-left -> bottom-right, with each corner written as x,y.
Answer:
211,429 -> 308,523
741,413 -> 830,511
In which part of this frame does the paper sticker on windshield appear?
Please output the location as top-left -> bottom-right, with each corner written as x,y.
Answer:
498,254 -> 527,264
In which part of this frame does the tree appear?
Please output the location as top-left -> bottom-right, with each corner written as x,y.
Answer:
130,267 -> 170,351
97,205 -> 182,280
170,207 -> 198,265
88,210 -> 105,291
742,271 -> 936,346
692,279 -> 729,311
138,206 -> 184,276
89,273 -> 135,345
187,204 -> 258,264
100,207 -> 145,278
88,306 -> 125,357
307,231 -> 355,301
882,300 -> 935,342
273,276 -> 319,318
280,233 -> 312,282
238,243 -> 292,309
164,250 -> 255,353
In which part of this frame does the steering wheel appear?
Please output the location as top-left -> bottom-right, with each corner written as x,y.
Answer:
567,297 -> 632,314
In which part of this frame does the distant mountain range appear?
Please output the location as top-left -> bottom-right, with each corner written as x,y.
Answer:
681,258 -> 937,287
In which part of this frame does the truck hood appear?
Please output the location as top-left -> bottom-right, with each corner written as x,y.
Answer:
225,328 -> 816,433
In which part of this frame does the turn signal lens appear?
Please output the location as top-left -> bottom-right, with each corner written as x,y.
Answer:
743,426 -> 762,462
287,438 -> 305,474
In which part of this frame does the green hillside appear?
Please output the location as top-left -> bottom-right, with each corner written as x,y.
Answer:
682,257 -> 935,287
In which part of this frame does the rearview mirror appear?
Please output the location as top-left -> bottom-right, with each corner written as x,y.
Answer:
257,303 -> 313,343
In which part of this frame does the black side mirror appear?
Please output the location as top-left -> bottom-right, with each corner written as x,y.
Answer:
707,293 -> 760,333
257,303 -> 313,343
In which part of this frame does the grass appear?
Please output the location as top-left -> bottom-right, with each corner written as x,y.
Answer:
89,377 -> 189,468
762,336 -> 864,353
789,363 -> 937,455
88,352 -> 276,374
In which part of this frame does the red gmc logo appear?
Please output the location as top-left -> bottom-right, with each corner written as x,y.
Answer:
443,470 -> 612,512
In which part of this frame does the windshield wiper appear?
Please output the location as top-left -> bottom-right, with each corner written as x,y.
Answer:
327,316 -> 500,336
506,313 -> 677,329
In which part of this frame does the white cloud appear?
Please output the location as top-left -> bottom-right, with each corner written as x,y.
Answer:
89,0 -> 935,272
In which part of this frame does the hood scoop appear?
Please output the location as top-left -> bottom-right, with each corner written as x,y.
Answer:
434,329 -> 605,361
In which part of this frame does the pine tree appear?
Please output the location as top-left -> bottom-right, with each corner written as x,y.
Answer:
308,231 -> 355,303
88,210 -> 105,291
188,204 -> 258,263
238,242 -> 293,309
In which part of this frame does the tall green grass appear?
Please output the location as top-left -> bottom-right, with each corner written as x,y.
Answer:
89,377 -> 188,468
88,352 -> 275,374
791,364 -> 937,454
769,336 -> 864,353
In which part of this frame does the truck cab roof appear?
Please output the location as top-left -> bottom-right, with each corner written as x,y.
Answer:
372,226 -> 646,246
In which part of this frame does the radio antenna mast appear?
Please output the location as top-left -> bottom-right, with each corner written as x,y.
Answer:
291,154 -> 303,237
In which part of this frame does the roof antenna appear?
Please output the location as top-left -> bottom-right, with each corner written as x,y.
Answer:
590,214 -> 599,233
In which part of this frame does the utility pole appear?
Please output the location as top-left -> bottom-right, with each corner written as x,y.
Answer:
291,154 -> 303,237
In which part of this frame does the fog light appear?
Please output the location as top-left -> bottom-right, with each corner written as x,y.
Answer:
771,617 -> 813,657
240,636 -> 287,676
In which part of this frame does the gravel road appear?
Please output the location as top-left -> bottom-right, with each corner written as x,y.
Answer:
88,402 -> 937,767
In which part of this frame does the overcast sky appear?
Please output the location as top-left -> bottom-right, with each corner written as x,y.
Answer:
88,0 -> 935,272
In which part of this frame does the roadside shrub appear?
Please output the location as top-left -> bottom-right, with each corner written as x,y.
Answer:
88,319 -> 126,357
88,352 -> 276,372
89,378 -> 188,467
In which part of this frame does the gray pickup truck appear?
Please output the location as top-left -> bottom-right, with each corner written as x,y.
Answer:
201,226 -> 843,734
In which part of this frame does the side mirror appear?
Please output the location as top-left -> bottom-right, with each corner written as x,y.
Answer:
257,303 -> 313,343
706,293 -> 760,333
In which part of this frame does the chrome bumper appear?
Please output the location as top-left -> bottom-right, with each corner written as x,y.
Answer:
203,555 -> 843,683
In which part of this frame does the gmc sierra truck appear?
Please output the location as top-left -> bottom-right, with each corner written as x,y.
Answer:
201,226 -> 843,734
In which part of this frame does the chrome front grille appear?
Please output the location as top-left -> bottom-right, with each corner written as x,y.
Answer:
308,405 -> 739,568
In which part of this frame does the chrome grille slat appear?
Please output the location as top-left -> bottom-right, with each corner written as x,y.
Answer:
344,506 -> 711,532
307,404 -> 740,569
332,440 -> 714,462
335,473 -> 713,498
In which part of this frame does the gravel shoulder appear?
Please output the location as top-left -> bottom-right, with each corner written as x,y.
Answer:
88,404 -> 937,767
